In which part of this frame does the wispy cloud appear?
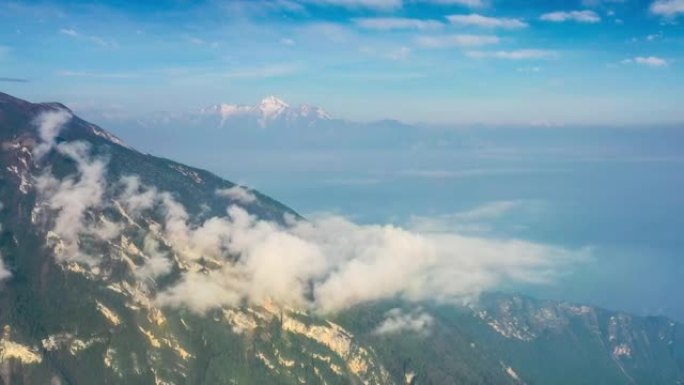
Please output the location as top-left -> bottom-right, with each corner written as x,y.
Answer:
398,168 -> 535,178
216,186 -> 257,204
221,64 -> 300,79
408,200 -> 535,234
447,14 -> 528,29
466,49 -> 557,60
650,0 -> 684,17
339,71 -> 426,80
354,17 -> 443,30
540,10 -> 601,23
416,34 -> 499,48
280,37 -> 296,46
0,253 -> 9,282
420,0 -> 485,8
323,177 -> 383,185
0,77 -> 29,83
373,308 -> 434,335
445,201 -> 525,222
621,56 -> 669,67
59,28 -> 117,47
58,71 -> 137,79
303,0 -> 402,10
517,66 -> 542,73
216,0 -> 307,17
360,45 -> 412,60
59,28 -> 78,37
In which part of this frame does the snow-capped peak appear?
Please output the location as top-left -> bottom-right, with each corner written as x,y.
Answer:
259,96 -> 289,109
256,96 -> 290,124
199,97 -> 331,127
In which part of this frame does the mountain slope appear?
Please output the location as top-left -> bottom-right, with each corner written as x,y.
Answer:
0,91 -> 682,385
0,92 -> 390,385
336,294 -> 684,385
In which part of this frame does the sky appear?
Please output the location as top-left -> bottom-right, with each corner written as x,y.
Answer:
1,0 -> 684,125
1,0 -> 684,321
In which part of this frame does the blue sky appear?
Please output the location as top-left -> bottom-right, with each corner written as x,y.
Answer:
1,0 -> 683,125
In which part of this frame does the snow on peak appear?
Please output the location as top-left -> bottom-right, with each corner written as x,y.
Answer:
199,97 -> 331,127
259,96 -> 289,109
298,104 -> 332,120
256,96 -> 290,125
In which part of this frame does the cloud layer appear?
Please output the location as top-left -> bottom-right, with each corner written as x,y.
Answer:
29,111 -> 587,315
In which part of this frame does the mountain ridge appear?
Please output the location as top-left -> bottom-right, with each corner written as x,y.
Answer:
199,96 -> 332,128
0,91 -> 682,385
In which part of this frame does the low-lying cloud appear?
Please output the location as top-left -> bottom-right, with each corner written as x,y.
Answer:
150,197 -> 585,314
33,110 -> 73,160
0,202 -> 9,282
216,185 -> 257,204
28,110 -> 588,315
373,308 -> 434,335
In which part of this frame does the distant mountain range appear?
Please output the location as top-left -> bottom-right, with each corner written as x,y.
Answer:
199,96 -> 332,128
0,91 -> 682,385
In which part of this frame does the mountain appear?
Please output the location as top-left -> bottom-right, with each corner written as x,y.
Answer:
0,91 -> 683,385
199,96 -> 332,128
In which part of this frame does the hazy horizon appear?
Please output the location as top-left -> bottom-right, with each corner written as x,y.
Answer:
1,0 -> 684,126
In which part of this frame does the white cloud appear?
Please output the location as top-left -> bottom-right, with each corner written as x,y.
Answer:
59,28 -> 117,47
280,37 -> 296,46
466,49 -> 557,60
32,109 -> 73,160
540,10 -> 601,23
622,56 -> 669,67
59,28 -> 78,37
650,0 -> 684,17
447,14 -> 528,29
219,0 -> 307,15
32,111 -> 121,264
517,66 -> 542,73
646,33 -> 662,41
35,141 -> 109,263
409,200 -> 528,234
29,136 -> 586,315
135,236 -> 173,282
58,71 -> 137,79
416,34 -> 499,48
216,185 -> 257,204
398,168 -> 536,178
118,175 -> 158,215
354,17 -> 443,30
150,200 -> 586,314
303,0 -> 402,10
360,45 -> 412,60
446,201 -> 522,221
0,203 -> 8,282
0,253 -> 10,282
582,0 -> 626,6
373,308 -> 434,335
420,0 -> 485,8
387,46 -> 412,60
